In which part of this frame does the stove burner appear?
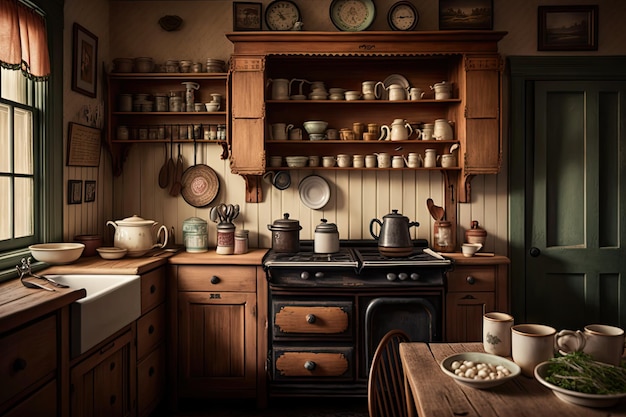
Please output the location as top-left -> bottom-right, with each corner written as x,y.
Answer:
263,248 -> 358,268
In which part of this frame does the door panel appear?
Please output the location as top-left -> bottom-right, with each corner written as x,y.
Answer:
526,81 -> 626,330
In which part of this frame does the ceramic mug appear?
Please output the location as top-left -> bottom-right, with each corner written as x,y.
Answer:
289,127 -> 303,140
269,155 -> 282,168
270,123 -> 293,140
365,154 -> 377,168
376,153 -> 391,168
352,154 -> 365,168
483,312 -> 514,357
409,87 -> 425,101
555,324 -> 625,366
511,324 -> 556,377
308,155 -> 320,167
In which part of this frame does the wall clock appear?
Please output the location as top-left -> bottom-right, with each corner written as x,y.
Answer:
388,1 -> 419,31
329,0 -> 376,32
265,0 -> 301,31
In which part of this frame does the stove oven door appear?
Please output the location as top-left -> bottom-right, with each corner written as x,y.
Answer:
361,295 -> 442,377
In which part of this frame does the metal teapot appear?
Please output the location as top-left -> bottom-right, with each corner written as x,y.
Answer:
369,210 -> 419,257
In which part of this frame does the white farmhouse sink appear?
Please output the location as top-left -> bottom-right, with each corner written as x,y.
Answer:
50,274 -> 141,357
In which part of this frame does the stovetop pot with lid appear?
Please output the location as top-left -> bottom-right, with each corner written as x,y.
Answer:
268,213 -> 302,253
370,210 -> 419,257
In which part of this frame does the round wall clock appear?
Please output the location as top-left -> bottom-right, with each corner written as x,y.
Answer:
265,0 -> 301,31
388,1 -> 419,31
330,0 -> 376,32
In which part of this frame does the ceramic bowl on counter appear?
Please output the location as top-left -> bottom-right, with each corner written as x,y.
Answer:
29,243 -> 85,265
303,121 -> 328,135
285,156 -> 308,168
96,247 -> 128,260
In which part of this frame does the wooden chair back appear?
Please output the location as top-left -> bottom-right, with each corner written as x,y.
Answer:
367,329 -> 411,417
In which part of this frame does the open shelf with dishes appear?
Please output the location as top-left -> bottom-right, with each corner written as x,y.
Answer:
105,72 -> 229,175
227,31 -> 506,203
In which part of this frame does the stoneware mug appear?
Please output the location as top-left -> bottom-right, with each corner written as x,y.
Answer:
555,324 -> 625,366
483,312 -> 514,356
511,324 -> 556,377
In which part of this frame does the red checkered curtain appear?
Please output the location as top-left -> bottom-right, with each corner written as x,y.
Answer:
0,0 -> 50,79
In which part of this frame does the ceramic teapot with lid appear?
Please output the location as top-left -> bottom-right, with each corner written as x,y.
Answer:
369,210 -> 419,257
106,215 -> 168,257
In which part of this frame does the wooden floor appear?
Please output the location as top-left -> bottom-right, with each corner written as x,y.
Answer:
161,398 -> 369,417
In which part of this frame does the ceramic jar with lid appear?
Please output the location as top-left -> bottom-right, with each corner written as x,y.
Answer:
234,229 -> 249,255
314,219 -> 340,254
465,220 -> 487,245
182,217 -> 208,253
268,213 -> 302,253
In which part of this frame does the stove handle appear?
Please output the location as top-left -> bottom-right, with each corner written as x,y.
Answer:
306,314 -> 316,324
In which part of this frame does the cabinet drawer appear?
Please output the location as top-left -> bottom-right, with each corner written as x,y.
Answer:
178,265 -> 256,292
137,345 -> 165,417
137,303 -> 166,360
273,301 -> 352,337
447,266 -> 495,292
141,268 -> 166,314
0,315 -> 57,406
3,380 -> 56,417
273,346 -> 353,380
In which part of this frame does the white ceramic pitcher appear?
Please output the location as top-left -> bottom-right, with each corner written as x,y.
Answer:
380,119 -> 413,141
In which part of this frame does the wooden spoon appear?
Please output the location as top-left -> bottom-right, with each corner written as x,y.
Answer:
158,143 -> 169,188
432,203 -> 445,221
426,198 -> 437,221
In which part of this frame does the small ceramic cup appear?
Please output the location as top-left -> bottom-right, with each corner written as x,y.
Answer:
461,243 -> 482,257
352,154 -> 365,168
308,155 -> 320,167
483,312 -> 514,357
511,324 -> 556,377
365,154 -> 377,168
269,155 -> 282,168
326,129 -> 339,140
556,324 -> 625,366
337,154 -> 351,168
322,156 -> 336,167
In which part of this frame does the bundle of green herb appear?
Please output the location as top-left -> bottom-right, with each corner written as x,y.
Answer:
544,352 -> 626,395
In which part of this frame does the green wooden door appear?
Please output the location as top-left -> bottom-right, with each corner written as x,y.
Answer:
526,81 -> 626,330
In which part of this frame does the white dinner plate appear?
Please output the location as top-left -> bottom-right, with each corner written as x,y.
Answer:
299,175 -> 331,210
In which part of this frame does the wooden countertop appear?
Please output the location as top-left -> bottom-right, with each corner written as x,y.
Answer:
401,342 -> 626,417
168,248 -> 267,265
443,252 -> 510,265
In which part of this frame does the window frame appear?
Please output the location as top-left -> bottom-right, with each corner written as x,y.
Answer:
0,0 -> 63,280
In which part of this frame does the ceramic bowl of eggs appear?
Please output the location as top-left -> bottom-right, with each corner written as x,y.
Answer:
440,352 -> 520,389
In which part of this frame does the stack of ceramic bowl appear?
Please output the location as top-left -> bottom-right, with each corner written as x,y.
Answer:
133,57 -> 154,73
329,88 -> 346,100
206,58 -> 226,73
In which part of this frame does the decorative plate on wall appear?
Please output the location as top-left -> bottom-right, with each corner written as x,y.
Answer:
329,0 -> 376,32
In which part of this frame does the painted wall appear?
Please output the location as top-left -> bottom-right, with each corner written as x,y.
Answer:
62,0 -> 626,253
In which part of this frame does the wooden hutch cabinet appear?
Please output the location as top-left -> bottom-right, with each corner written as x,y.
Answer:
226,31 -> 506,206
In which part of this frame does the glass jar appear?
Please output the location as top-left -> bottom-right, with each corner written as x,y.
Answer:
433,220 -> 453,252
234,229 -> 249,255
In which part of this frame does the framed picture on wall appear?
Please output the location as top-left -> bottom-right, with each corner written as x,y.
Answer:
68,180 -> 82,205
439,0 -> 493,30
71,23 -> 98,98
84,181 -> 96,203
233,2 -> 262,31
538,6 -> 598,51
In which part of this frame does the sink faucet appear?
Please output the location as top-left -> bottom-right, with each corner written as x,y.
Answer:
16,257 -> 68,289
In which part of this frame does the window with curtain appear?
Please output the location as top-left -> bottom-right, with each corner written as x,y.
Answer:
0,0 -> 60,278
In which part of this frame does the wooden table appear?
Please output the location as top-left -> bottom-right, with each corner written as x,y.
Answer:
400,342 -> 626,417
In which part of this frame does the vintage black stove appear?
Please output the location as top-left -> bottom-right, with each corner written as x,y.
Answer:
263,240 -> 453,398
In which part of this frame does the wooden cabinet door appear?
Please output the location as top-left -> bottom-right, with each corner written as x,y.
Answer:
178,291 -> 257,396
445,292 -> 494,342
70,330 -> 135,417
463,55 -> 502,174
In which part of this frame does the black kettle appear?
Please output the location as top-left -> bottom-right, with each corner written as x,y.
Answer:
370,210 -> 419,257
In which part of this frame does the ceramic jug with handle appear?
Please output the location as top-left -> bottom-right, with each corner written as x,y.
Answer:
267,78 -> 290,100
107,215 -> 168,257
385,84 -> 408,101
380,119 -> 413,141
434,119 -> 454,140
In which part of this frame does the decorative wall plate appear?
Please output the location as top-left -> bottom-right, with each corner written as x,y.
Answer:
330,0 -> 376,32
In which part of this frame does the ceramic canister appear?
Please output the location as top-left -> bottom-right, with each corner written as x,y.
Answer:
182,217 -> 208,253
